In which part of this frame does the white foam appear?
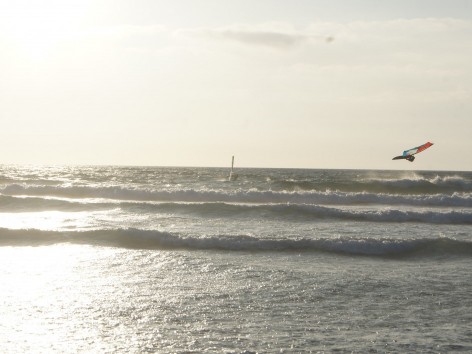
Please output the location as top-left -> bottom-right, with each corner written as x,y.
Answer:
2,184 -> 471,207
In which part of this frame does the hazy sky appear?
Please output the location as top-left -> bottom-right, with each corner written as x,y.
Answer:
1,0 -> 471,170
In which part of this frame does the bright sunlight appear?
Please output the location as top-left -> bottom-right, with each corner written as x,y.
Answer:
2,1 -> 89,60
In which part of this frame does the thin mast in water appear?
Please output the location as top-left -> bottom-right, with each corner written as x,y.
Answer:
228,156 -> 238,181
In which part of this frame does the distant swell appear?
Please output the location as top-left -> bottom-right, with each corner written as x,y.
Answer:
274,174 -> 472,194
0,228 -> 471,258
1,196 -> 471,225
129,202 -> 472,224
359,175 -> 472,194
2,184 -> 471,207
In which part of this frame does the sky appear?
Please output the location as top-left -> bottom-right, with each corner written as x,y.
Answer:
1,0 -> 471,170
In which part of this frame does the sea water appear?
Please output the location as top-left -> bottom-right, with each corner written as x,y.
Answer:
0,165 -> 471,353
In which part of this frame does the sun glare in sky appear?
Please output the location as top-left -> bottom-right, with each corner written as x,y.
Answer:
3,2 -> 85,59
1,1 -> 471,170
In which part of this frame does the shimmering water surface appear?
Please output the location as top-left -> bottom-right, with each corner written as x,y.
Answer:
1,166 -> 471,352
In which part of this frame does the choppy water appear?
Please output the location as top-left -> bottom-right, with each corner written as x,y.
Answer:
0,165 -> 471,352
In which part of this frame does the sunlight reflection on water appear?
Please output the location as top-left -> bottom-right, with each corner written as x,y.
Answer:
0,211 -> 112,231
0,245 -> 154,352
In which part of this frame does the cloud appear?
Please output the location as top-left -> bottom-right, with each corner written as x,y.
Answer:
178,24 -> 334,49
176,18 -> 471,51
206,29 -> 308,48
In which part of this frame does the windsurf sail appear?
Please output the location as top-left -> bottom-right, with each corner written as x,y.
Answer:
402,142 -> 433,157
393,142 -> 433,162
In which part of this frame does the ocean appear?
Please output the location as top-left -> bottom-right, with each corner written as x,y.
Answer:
0,165 -> 471,353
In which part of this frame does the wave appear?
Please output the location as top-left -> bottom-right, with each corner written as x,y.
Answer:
0,195 -> 110,212
2,184 -> 471,207
122,202 -> 472,225
0,228 -> 470,258
270,173 -> 472,194
360,174 -> 472,194
1,196 -> 471,225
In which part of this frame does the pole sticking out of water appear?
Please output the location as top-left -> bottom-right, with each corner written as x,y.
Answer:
228,156 -> 238,181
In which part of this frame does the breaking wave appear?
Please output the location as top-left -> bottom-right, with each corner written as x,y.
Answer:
127,202 -> 472,224
0,228 -> 470,258
360,174 -> 472,194
269,173 -> 472,193
1,184 -> 471,207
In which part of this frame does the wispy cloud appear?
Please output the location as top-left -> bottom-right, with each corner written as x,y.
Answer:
205,29 -> 330,48
178,25 -> 333,49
